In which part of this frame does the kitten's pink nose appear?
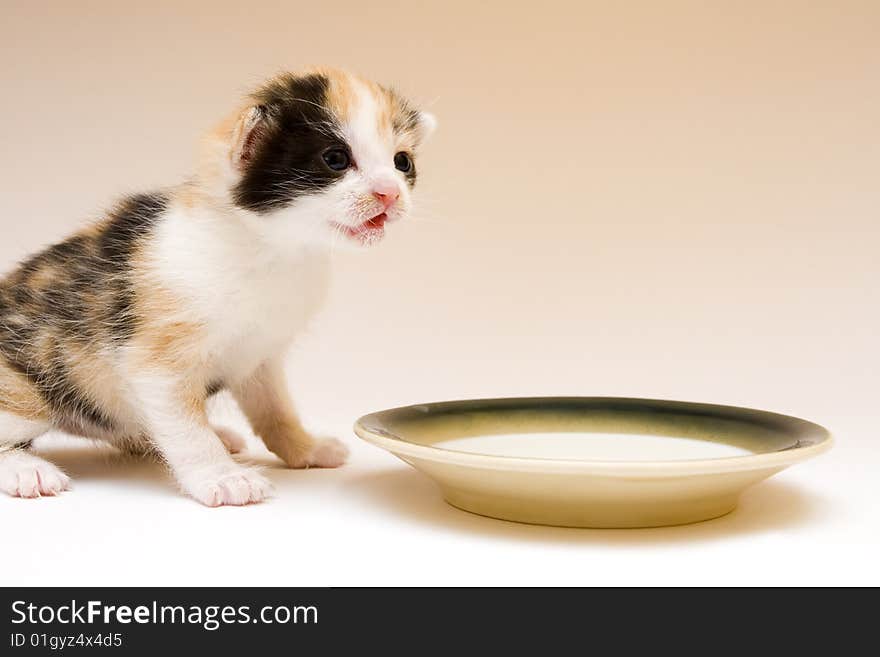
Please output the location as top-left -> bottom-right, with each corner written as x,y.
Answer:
372,182 -> 400,210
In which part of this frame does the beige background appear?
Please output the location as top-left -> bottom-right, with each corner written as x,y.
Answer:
1,1 -> 878,585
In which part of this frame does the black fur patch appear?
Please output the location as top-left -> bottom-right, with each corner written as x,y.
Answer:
233,73 -> 349,213
101,193 -> 169,264
100,193 -> 169,341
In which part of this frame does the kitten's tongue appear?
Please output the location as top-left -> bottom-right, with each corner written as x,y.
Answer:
364,213 -> 387,230
346,213 -> 387,245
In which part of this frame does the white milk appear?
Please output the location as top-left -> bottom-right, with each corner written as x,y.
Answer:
434,432 -> 752,461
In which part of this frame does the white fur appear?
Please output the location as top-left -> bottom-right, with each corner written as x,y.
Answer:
0,411 -> 48,445
148,203 -> 332,381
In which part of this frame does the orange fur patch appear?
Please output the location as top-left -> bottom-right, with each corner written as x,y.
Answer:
27,262 -> 61,292
127,264 -> 209,417
319,68 -> 357,125
63,342 -> 129,425
173,180 -> 208,210
0,363 -> 47,420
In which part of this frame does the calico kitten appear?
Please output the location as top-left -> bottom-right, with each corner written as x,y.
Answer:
0,69 -> 435,506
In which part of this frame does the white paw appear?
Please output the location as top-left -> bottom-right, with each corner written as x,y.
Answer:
213,426 -> 248,454
304,437 -> 350,469
0,454 -> 71,498
181,465 -> 273,507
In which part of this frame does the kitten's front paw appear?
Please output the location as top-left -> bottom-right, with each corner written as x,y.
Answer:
303,437 -> 350,469
181,465 -> 273,507
0,457 -> 71,498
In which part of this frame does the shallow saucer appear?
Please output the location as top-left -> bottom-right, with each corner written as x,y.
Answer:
354,397 -> 832,528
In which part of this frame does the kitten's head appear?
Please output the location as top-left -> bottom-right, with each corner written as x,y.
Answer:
204,69 -> 435,248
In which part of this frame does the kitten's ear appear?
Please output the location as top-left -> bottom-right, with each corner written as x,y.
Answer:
230,105 -> 272,170
416,111 -> 437,144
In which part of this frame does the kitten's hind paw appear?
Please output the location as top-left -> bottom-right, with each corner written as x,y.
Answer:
304,437 -> 350,469
213,426 -> 248,454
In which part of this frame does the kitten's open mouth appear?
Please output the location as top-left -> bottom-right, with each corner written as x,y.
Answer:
333,213 -> 388,245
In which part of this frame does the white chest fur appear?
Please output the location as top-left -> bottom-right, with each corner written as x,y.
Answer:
149,205 -> 331,382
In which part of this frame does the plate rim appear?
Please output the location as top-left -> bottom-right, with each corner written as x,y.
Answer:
353,396 -> 833,476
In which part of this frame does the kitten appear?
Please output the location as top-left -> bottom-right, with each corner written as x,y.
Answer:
0,69 -> 435,506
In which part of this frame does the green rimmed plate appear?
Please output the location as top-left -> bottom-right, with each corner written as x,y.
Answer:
354,397 -> 832,528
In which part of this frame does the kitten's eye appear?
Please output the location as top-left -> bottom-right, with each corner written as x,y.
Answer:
322,148 -> 351,172
394,152 -> 413,173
